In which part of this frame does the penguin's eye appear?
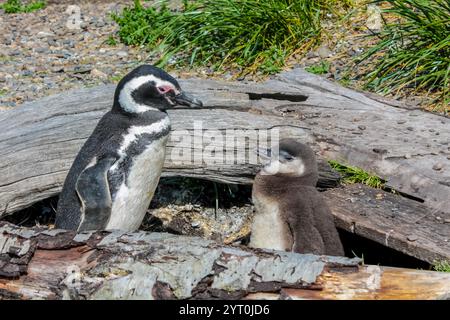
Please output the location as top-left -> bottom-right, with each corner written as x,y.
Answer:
157,86 -> 173,94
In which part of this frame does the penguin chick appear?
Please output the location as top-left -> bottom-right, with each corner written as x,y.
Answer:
55,65 -> 202,232
249,139 -> 344,256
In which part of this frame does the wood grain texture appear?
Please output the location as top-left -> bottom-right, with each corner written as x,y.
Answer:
2,222 -> 449,300
0,69 -> 449,217
0,221 -> 359,300
279,265 -> 450,300
324,184 -> 450,264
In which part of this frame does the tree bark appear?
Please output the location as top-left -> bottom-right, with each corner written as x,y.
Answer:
1,222 -> 449,300
0,69 -> 449,217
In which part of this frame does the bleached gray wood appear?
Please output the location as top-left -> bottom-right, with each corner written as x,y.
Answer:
0,221 -> 361,300
325,184 -> 450,264
2,222 -> 450,300
0,69 -> 449,218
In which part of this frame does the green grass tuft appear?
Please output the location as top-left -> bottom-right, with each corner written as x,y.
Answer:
108,74 -> 124,83
106,35 -> 118,46
112,0 -> 352,75
0,0 -> 46,13
305,60 -> 330,74
329,160 -> 385,188
358,0 -> 450,111
433,260 -> 450,272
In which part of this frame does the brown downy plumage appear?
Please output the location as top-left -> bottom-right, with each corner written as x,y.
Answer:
249,138 -> 344,256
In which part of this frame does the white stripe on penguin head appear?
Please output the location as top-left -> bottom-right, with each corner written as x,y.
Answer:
118,74 -> 179,113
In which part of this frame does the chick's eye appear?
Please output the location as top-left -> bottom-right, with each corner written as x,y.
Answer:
279,150 -> 294,161
157,86 -> 173,94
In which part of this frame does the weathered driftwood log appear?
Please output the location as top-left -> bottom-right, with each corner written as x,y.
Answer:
1,222 -> 449,300
324,184 -> 450,264
0,68 -> 449,217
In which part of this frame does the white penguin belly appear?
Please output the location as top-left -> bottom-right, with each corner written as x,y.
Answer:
106,135 -> 168,231
249,195 -> 290,251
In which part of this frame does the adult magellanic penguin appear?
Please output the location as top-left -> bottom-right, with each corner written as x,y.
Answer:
249,139 -> 344,256
55,65 -> 202,232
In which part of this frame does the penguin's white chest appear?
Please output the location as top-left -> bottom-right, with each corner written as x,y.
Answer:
106,119 -> 170,231
249,194 -> 291,251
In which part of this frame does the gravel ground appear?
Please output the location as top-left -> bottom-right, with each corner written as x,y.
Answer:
0,1 -> 152,109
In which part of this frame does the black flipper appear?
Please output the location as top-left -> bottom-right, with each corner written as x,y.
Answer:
75,155 -> 117,232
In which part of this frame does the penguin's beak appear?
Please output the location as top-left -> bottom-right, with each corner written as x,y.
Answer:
173,92 -> 203,108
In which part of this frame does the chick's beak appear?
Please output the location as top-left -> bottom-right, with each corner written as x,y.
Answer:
173,91 -> 203,107
255,148 -> 272,163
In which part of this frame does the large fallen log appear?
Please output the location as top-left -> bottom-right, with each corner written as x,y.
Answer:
325,184 -> 450,264
0,69 -> 449,217
1,222 -> 449,300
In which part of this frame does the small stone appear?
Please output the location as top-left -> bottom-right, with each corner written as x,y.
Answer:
51,66 -> 64,73
407,234 -> 418,242
90,68 -> 108,79
116,51 -> 128,58
444,219 -> 450,224
37,31 -> 55,38
317,45 -> 332,58
62,39 -> 75,48
406,126 -> 414,131
366,4 -> 383,32
375,193 -> 383,200
306,51 -> 319,59
80,22 -> 88,30
191,221 -> 200,228
35,47 -> 49,54
47,38 -> 57,46
404,153 -> 411,159
436,216 -> 441,221
358,125 -> 366,130
432,163 -> 443,171
72,66 -> 92,74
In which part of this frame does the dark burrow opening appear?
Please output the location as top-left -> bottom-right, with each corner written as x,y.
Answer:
2,177 -> 432,271
338,229 -> 430,270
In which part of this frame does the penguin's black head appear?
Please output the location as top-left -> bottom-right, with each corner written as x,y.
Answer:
113,65 -> 203,113
257,138 -> 318,177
